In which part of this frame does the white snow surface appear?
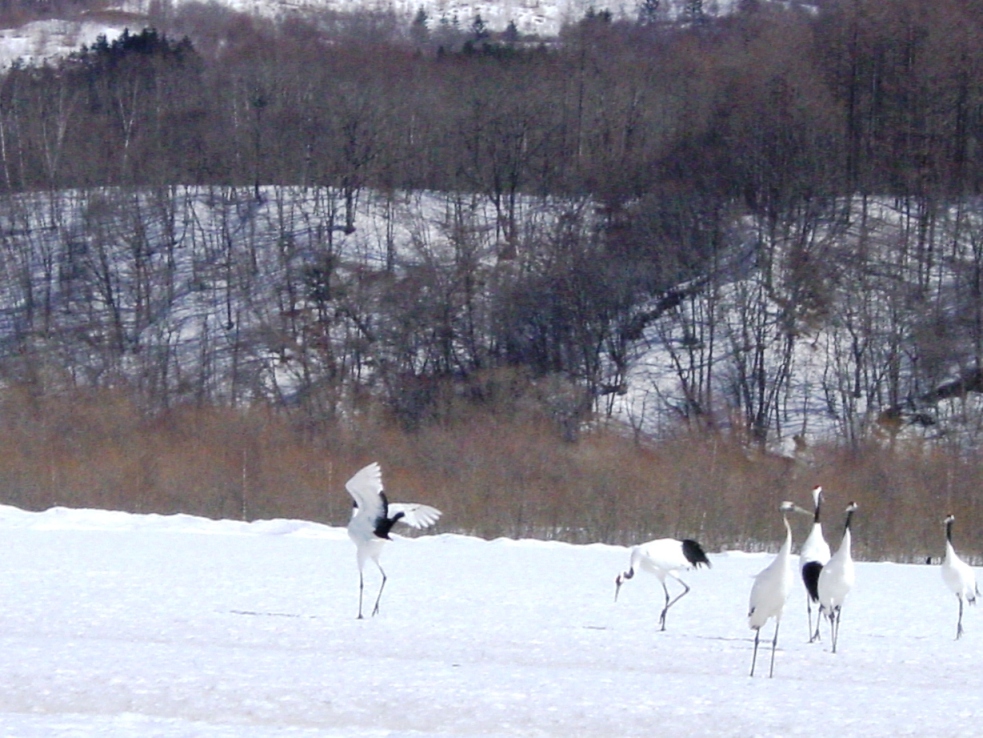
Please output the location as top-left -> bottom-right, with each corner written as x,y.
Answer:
0,503 -> 980,736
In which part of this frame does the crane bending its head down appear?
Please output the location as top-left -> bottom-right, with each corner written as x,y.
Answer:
614,537 -> 711,631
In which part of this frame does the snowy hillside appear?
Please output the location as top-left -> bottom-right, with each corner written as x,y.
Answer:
0,6 -> 972,457
142,0 -> 732,36
0,3 -> 559,69
0,18 -> 123,67
0,184 -> 972,453
0,502 -> 981,736
0,0 -> 739,68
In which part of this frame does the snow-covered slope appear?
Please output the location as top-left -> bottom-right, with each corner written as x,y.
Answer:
0,503 -> 979,735
0,19 -> 123,67
150,0 -> 706,36
0,0 -> 737,67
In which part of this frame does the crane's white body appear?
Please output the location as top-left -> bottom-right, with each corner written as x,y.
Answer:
748,502 -> 795,677
345,461 -> 441,619
799,523 -> 832,571
614,537 -> 710,631
941,515 -> 978,640
818,503 -> 857,653
628,539 -> 703,579
799,486 -> 831,643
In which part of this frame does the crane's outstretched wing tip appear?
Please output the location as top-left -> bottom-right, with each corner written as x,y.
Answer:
345,461 -> 384,504
355,461 -> 381,479
416,506 -> 442,528
389,503 -> 442,529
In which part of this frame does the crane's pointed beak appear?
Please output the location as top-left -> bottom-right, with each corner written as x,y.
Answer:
614,575 -> 622,602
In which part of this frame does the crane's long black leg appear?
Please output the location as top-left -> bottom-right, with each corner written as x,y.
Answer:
811,604 -> 823,643
768,620 -> 781,678
957,597 -> 965,640
807,599 -> 814,643
659,582 -> 670,631
750,628 -> 760,677
662,578 -> 691,631
830,608 -> 840,653
357,572 -> 365,620
372,564 -> 387,617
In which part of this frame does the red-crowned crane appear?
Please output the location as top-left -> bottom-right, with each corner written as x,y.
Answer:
345,462 -> 441,619
748,501 -> 796,678
799,485 -> 831,643
614,537 -> 711,631
818,502 -> 857,653
941,514 -> 979,640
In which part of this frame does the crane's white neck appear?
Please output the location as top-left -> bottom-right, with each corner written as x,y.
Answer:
779,514 -> 793,556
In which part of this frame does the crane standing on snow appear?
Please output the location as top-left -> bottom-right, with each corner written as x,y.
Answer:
345,461 -> 442,619
818,502 -> 858,653
614,537 -> 711,631
748,501 -> 796,678
799,486 -> 831,643
941,514 -> 979,640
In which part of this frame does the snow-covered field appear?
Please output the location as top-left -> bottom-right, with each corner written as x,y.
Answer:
0,503 -> 980,736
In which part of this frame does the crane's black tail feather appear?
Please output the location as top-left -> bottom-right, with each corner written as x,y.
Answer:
802,560 -> 823,602
682,539 -> 712,568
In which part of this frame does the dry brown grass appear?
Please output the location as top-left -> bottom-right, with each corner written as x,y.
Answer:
0,386 -> 980,562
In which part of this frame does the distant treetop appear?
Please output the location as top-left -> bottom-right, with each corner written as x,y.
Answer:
76,27 -> 197,68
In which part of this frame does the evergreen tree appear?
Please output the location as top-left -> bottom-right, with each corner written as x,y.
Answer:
503,19 -> 519,44
471,13 -> 489,42
685,0 -> 706,25
411,7 -> 429,45
636,0 -> 659,25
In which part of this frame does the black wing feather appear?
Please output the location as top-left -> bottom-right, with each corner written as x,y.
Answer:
372,491 -> 405,539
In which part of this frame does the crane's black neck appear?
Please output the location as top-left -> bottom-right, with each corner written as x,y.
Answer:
813,495 -> 822,524
946,518 -> 954,544
843,508 -> 855,534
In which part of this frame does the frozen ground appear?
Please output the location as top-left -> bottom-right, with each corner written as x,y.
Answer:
0,503 -> 980,737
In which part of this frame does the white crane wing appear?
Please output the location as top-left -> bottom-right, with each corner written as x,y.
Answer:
388,503 -> 442,529
345,462 -> 384,519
